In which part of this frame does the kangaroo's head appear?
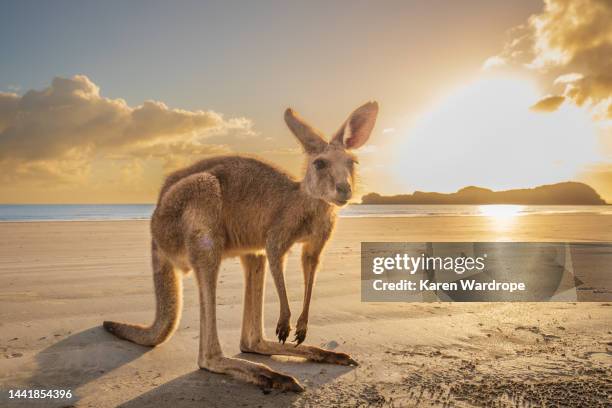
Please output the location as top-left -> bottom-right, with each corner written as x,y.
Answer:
284,101 -> 378,207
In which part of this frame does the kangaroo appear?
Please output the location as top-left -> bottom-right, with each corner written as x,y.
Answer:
103,101 -> 379,392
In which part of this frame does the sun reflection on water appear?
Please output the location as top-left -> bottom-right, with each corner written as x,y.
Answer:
479,205 -> 525,219
479,205 -> 525,236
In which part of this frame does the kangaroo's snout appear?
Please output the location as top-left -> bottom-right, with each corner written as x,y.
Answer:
334,182 -> 352,206
336,183 -> 352,199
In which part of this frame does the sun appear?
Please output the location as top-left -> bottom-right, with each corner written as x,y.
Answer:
391,77 -> 599,194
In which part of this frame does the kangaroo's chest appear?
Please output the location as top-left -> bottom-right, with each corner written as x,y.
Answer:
221,208 -> 330,253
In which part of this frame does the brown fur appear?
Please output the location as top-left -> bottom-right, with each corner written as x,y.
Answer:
103,101 -> 378,392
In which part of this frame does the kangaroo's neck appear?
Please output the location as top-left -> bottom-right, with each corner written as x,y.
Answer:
298,181 -> 335,217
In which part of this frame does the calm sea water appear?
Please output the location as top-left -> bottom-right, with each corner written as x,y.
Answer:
0,204 -> 610,222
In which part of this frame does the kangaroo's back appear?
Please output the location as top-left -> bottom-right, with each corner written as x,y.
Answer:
159,155 -> 299,205
155,155 -> 315,253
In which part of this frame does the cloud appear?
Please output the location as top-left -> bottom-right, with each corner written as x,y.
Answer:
0,92 -> 19,130
124,140 -> 232,172
0,75 -> 254,199
0,153 -> 90,185
0,75 -> 249,160
482,56 -> 506,70
530,95 -> 565,112
486,0 -> 612,119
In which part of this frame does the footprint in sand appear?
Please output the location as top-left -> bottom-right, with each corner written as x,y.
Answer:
323,340 -> 339,349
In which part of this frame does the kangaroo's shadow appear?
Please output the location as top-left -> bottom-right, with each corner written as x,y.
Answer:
118,352 -> 355,408
24,326 -> 355,407
25,326 -> 151,405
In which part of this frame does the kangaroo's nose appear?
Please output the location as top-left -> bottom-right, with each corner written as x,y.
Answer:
336,183 -> 352,196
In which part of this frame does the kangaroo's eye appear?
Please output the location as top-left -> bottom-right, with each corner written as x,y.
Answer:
313,159 -> 327,170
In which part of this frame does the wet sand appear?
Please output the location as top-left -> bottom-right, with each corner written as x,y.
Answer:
1,214 -> 611,407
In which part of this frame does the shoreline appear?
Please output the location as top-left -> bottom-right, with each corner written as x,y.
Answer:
2,209 -> 612,224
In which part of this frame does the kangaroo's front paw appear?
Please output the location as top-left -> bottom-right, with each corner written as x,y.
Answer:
275,316 -> 291,344
294,316 -> 308,345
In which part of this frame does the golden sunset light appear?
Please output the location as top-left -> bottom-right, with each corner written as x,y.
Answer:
1,1 -> 611,406
0,0 -> 610,203
389,77 -> 600,194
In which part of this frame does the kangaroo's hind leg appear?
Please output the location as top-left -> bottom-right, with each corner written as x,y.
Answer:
103,241 -> 182,346
175,173 -> 303,392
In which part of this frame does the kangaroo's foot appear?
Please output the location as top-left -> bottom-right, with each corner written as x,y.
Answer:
275,313 -> 291,344
241,340 -> 358,366
293,315 -> 308,345
199,355 -> 303,392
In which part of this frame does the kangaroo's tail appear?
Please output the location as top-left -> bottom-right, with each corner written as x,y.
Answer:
103,241 -> 182,346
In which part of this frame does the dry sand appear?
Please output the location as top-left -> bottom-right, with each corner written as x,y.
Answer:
0,215 -> 611,407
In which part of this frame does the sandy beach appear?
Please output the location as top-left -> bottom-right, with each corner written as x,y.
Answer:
1,214 -> 611,407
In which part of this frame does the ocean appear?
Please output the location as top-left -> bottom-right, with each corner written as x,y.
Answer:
0,204 -> 610,222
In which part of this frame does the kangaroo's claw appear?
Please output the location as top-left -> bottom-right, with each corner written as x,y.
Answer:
258,371 -> 304,393
294,328 -> 306,346
276,319 -> 290,344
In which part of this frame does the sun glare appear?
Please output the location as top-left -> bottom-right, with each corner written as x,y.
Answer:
478,204 -> 524,218
479,204 -> 524,236
391,77 -> 599,194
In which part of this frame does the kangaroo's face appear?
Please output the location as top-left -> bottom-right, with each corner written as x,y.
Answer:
284,101 -> 378,207
303,145 -> 357,206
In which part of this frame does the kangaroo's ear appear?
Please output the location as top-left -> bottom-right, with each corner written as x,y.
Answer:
284,108 -> 328,154
332,101 -> 379,149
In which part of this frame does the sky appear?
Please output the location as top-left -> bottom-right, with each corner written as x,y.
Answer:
0,0 -> 610,203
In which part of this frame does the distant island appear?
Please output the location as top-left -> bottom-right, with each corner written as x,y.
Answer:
361,182 -> 607,205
